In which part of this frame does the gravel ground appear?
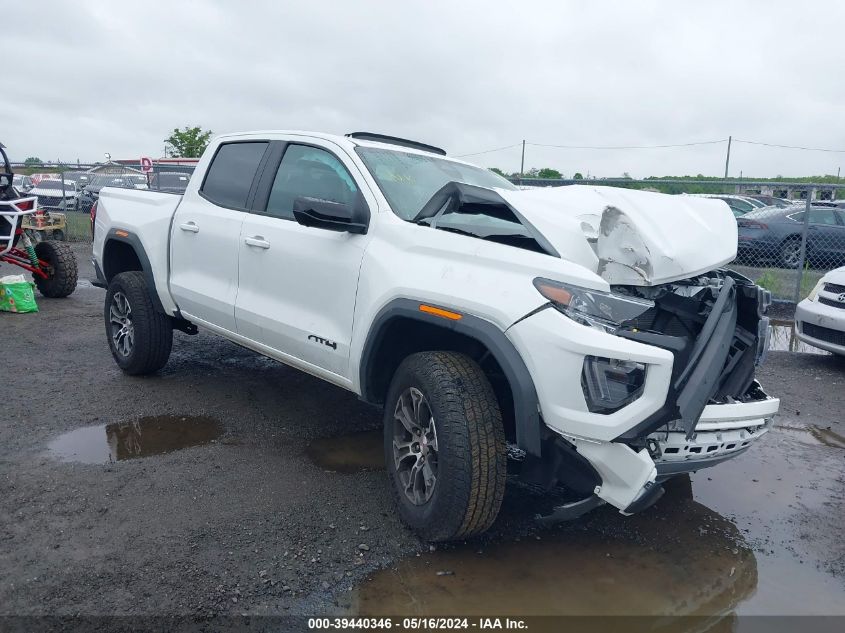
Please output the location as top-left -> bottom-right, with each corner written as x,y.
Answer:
1,243 -> 843,619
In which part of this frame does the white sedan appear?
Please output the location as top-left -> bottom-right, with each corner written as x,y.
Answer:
795,266 -> 845,355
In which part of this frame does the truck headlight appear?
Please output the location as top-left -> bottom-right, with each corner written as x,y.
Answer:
582,356 -> 647,414
533,277 -> 654,333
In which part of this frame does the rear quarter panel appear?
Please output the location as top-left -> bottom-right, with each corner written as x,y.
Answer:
93,188 -> 182,314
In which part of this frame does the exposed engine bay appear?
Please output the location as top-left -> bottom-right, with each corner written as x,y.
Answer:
609,269 -> 772,444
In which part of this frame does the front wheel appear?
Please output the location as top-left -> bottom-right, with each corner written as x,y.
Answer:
33,240 -> 77,297
384,351 -> 507,542
105,271 -> 173,375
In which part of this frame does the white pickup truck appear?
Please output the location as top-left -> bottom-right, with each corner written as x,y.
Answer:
91,131 -> 779,541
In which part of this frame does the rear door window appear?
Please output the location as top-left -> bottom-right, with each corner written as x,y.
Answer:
200,142 -> 269,210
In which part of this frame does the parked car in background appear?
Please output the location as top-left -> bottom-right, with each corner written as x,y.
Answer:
795,265 -> 845,355
28,178 -> 80,212
148,171 -> 191,194
12,174 -> 34,193
78,176 -> 133,213
810,200 -> 845,209
712,195 -> 767,214
62,171 -> 95,191
747,195 -> 792,208
737,206 -> 845,268
126,174 -> 149,189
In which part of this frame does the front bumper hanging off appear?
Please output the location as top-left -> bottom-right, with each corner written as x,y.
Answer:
511,275 -> 779,516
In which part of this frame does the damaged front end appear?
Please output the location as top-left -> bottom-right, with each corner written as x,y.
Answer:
514,269 -> 779,520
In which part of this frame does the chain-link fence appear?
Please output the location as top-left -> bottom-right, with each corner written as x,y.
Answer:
508,177 -> 845,305
11,161 -> 844,304
11,161 -> 196,242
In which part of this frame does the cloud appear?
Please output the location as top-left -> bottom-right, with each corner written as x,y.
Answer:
4,0 -> 845,177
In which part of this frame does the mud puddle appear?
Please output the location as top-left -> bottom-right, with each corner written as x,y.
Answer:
775,424 -> 845,449
306,429 -> 383,473
47,415 -> 221,464
769,321 -> 830,355
331,422 -> 845,618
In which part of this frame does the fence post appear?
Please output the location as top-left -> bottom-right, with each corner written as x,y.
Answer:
792,187 -> 813,304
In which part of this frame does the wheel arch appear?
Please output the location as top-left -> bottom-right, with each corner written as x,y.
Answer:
359,298 -> 542,456
102,230 -> 164,313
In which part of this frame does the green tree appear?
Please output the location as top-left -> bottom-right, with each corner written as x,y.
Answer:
164,126 -> 213,158
537,167 -> 562,179
24,157 -> 43,167
488,167 -> 506,176
573,172 -> 584,180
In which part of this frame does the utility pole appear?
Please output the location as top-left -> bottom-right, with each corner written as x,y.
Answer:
520,140 -> 525,177
724,135 -> 732,179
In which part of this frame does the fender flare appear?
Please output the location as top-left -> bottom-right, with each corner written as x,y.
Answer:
359,298 -> 542,456
101,229 -> 165,313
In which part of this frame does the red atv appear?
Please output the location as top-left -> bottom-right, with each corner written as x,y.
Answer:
0,142 -> 77,298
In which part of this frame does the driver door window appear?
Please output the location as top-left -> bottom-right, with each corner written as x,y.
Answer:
266,145 -> 358,220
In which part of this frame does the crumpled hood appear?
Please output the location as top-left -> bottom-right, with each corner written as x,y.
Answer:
497,185 -> 737,286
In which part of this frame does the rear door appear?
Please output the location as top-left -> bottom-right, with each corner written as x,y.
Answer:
234,140 -> 371,380
807,208 -> 845,267
169,140 -> 270,331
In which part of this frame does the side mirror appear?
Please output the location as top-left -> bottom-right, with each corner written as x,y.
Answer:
292,193 -> 369,235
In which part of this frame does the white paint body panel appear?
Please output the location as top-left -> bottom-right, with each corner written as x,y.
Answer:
91,130 -> 778,515
794,265 -> 845,356
498,185 -> 738,285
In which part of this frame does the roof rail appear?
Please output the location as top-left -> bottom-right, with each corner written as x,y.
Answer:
345,132 -> 446,156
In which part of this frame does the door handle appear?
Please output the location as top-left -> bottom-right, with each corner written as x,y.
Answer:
179,222 -> 199,233
244,236 -> 271,249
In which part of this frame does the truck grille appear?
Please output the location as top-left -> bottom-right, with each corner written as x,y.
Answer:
824,282 -> 845,294
819,297 -> 845,310
802,322 -> 845,346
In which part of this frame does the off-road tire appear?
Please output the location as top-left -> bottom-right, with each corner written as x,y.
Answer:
384,351 -> 507,542
105,271 -> 172,375
51,229 -> 66,242
33,240 -> 77,298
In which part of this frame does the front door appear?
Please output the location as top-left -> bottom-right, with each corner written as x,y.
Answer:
235,142 -> 371,379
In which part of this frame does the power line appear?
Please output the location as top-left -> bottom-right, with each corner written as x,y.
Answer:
527,139 -> 727,150
453,143 -> 523,158
733,139 -> 845,153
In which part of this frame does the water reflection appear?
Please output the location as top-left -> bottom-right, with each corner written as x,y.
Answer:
768,321 -> 830,355
306,429 -> 384,473
47,415 -> 221,464
348,478 -> 757,625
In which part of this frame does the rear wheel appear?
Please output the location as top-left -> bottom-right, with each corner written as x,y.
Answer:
33,240 -> 77,297
51,229 -> 65,242
105,271 -> 173,375
779,237 -> 803,268
384,351 -> 507,542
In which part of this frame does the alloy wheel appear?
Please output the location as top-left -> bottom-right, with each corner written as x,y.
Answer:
109,291 -> 134,357
392,387 -> 439,505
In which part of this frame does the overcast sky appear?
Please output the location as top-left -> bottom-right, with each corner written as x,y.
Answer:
4,0 -> 845,178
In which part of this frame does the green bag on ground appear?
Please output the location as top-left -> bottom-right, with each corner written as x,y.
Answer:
0,275 -> 38,313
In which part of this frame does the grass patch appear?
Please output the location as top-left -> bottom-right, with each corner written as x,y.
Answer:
754,269 -> 783,296
64,212 -> 90,242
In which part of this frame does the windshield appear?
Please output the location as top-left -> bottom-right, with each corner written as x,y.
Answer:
355,146 -> 516,220
37,180 -> 70,191
156,173 -> 190,187
717,197 -> 754,213
92,176 -> 128,187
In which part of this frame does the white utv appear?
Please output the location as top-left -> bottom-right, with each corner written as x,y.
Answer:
91,131 -> 779,541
